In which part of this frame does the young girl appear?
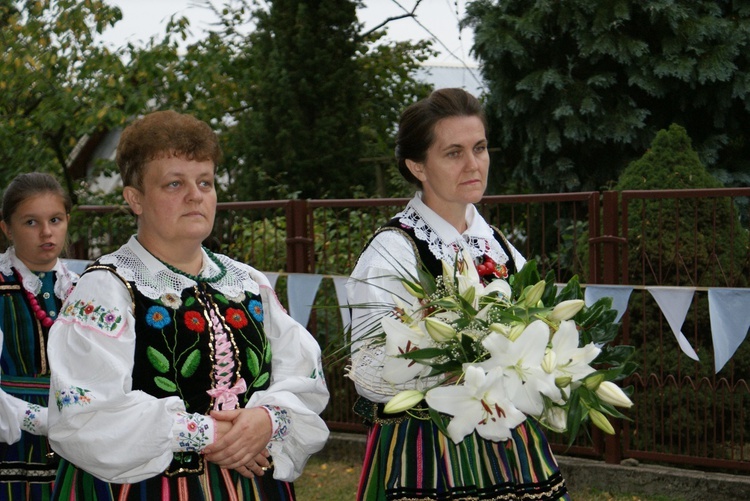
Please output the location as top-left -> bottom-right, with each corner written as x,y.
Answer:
0,173 -> 78,500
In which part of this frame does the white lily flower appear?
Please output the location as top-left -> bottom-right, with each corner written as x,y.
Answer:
539,406 -> 568,433
382,316 -> 434,384
479,320 -> 558,417
425,365 -> 526,444
549,320 -> 601,389
483,278 -> 512,298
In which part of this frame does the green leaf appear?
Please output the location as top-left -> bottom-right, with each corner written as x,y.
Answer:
154,376 -> 177,393
147,346 -> 170,374
429,408 -> 451,439
246,347 -> 260,377
180,349 -> 201,378
263,342 -> 272,363
253,372 -> 270,388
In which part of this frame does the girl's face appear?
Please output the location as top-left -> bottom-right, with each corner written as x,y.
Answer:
0,192 -> 69,272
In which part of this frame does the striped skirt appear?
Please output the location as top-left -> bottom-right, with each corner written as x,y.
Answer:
0,376 -> 57,501
357,416 -> 569,500
52,459 -> 295,501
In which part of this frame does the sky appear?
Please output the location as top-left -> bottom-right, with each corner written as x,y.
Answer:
99,0 -> 479,67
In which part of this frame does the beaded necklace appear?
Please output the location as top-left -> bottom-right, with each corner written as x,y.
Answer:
157,247 -> 228,284
13,269 -> 55,328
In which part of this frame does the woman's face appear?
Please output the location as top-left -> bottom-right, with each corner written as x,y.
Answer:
0,192 -> 69,271
407,115 -> 489,216
124,155 -> 217,254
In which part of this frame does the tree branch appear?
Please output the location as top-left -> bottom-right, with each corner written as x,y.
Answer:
359,0 -> 424,40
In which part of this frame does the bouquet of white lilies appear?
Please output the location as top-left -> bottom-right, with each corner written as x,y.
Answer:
376,250 -> 636,445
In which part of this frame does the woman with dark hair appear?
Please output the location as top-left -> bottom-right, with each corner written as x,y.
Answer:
47,110 -> 329,500
347,88 -> 570,500
0,172 -> 78,499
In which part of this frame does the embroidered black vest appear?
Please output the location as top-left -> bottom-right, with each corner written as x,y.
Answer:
83,264 -> 272,477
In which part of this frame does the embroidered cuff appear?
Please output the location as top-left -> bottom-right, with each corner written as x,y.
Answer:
172,411 -> 213,453
262,405 -> 291,442
21,403 -> 47,436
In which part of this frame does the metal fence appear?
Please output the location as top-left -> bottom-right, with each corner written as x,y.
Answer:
69,188 -> 750,472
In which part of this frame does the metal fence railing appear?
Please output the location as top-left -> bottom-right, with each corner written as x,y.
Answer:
58,188 -> 750,472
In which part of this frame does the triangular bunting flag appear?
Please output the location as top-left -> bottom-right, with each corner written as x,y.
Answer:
287,274 -> 324,328
584,285 -> 633,323
647,287 -> 699,361
263,271 -> 280,290
709,289 -> 750,373
332,276 -> 351,332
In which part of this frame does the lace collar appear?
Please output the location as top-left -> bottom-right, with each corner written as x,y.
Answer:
99,236 -> 259,301
0,247 -> 78,299
396,192 -> 510,265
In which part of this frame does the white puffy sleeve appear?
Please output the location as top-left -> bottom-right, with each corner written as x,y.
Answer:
346,230 -> 422,403
244,269 -> 330,482
0,329 -> 48,442
47,270 -> 215,484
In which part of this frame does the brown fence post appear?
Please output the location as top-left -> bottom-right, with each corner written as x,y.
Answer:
286,200 -> 313,273
601,190 -> 624,464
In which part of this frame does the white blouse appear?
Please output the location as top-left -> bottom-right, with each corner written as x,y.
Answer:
47,236 -> 329,483
346,193 -> 525,403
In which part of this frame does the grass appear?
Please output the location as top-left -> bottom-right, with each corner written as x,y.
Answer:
294,456 -> 685,501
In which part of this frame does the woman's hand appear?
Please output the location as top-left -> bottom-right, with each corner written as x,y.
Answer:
203,407 -> 273,475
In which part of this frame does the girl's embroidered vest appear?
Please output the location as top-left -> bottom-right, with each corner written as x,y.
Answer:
377,217 -> 518,279
84,264 -> 272,477
0,270 -> 57,382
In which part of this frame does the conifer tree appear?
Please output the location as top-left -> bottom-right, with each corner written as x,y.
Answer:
465,0 -> 750,192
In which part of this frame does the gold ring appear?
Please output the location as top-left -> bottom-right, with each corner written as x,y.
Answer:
261,466 -> 268,471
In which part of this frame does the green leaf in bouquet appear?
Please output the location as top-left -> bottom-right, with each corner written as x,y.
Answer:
541,270 -> 558,306
456,294 -> 478,316
425,361 -> 464,375
429,408 -> 451,438
511,260 -> 541,298
595,401 -> 631,421
565,390 -> 584,447
396,347 -> 448,361
594,345 -> 635,367
417,266 -> 437,296
555,275 -> 583,303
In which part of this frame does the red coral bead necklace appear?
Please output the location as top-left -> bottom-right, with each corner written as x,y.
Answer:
14,269 -> 55,328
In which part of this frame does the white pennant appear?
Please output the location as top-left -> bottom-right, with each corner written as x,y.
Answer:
287,274 -> 323,328
262,271 -> 280,290
647,287 -> 699,361
332,276 -> 352,332
709,289 -> 750,373
584,285 -> 633,323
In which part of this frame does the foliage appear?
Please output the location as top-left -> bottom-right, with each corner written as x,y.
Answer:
465,0 -> 750,192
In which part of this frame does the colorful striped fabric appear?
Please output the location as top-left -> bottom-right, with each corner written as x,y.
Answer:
357,417 -> 570,500
52,459 -> 295,501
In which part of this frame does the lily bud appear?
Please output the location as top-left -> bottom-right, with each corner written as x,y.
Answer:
507,323 -> 526,342
461,284 -> 476,306
549,300 -> 585,321
489,322 -> 511,337
402,280 -> 426,299
522,281 -> 546,307
596,381 -> 634,409
555,376 -> 572,389
441,259 -> 455,280
589,408 -> 615,435
424,317 -> 457,342
583,373 -> 606,391
542,349 -> 557,374
383,390 -> 424,414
